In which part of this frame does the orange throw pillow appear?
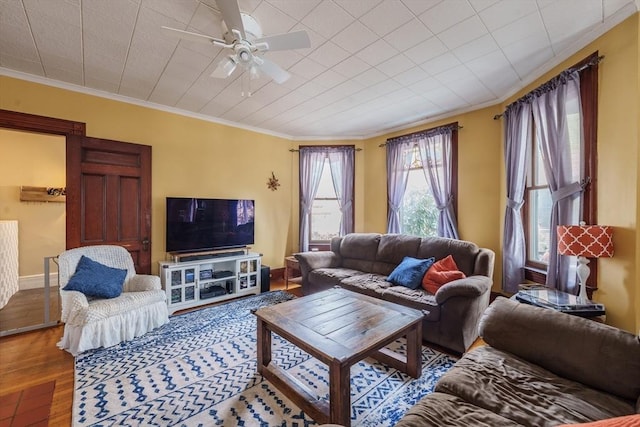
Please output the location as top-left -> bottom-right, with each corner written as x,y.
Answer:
422,255 -> 466,294
557,415 -> 640,427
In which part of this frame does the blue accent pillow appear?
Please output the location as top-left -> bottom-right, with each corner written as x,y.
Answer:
63,255 -> 127,299
387,256 -> 435,289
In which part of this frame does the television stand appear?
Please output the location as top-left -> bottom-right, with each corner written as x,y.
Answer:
159,251 -> 261,314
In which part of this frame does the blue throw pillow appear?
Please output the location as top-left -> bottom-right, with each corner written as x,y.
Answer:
387,256 -> 435,289
63,255 -> 127,299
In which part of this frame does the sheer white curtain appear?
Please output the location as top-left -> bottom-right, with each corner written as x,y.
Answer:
386,138 -> 413,233
299,148 -> 326,252
328,147 -> 355,236
502,102 -> 532,293
532,71 -> 583,292
416,129 -> 459,239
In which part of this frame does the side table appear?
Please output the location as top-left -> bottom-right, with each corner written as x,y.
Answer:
284,256 -> 302,290
514,286 -> 605,318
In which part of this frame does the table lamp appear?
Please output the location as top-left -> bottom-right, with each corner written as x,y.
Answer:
557,222 -> 613,303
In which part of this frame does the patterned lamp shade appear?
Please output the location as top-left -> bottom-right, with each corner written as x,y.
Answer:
557,223 -> 614,258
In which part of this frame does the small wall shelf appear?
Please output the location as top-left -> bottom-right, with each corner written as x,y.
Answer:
20,186 -> 66,203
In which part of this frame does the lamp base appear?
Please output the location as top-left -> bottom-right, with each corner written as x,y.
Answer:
576,256 -> 590,303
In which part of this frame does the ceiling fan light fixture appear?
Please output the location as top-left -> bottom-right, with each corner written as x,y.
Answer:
249,65 -> 260,80
221,56 -> 237,77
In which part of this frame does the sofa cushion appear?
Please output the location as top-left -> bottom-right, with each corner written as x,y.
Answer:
480,297 -> 640,401
308,268 -> 362,290
339,273 -> 392,299
375,234 -> 422,265
416,237 -> 479,276
387,256 -> 435,289
395,392 -> 523,427
422,255 -> 466,294
63,255 -> 127,299
435,346 -> 636,427
380,286 -> 440,320
337,233 -> 380,261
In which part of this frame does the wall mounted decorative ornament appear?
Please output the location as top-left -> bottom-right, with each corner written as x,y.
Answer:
20,186 -> 66,202
267,172 -> 280,191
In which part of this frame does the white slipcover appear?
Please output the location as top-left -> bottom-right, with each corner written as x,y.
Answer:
57,245 -> 169,356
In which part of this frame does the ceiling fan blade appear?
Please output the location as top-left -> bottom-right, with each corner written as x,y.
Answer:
211,56 -> 238,78
256,57 -> 290,84
161,26 -> 224,44
216,0 -> 245,39
254,30 -> 311,51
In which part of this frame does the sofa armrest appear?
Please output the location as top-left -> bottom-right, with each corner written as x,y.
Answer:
59,289 -> 89,324
125,274 -> 162,292
295,251 -> 341,274
435,275 -> 492,304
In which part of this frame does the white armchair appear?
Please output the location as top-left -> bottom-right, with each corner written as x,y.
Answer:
57,245 -> 169,356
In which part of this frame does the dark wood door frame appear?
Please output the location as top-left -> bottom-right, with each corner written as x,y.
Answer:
0,109 -> 86,249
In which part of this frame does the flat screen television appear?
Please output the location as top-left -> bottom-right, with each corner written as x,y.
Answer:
166,197 -> 255,253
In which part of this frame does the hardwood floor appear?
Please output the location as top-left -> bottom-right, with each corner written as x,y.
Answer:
0,279 -> 298,426
0,287 -> 61,332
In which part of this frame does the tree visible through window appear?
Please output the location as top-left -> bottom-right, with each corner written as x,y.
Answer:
400,147 -> 439,238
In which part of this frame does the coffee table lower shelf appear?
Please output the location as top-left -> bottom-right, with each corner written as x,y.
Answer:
254,288 -> 424,426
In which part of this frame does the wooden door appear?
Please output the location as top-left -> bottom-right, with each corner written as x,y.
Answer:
66,136 -> 152,273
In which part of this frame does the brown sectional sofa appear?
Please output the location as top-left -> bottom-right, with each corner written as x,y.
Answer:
396,297 -> 640,426
294,233 -> 495,354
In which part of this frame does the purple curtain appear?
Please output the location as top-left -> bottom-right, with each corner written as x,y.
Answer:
328,147 -> 355,236
299,148 -> 326,252
386,139 -> 412,233
532,71 -> 582,292
417,129 -> 459,239
502,101 -> 532,293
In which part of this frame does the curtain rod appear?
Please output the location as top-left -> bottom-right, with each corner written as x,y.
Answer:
289,147 -> 362,152
493,54 -> 604,120
378,124 -> 462,147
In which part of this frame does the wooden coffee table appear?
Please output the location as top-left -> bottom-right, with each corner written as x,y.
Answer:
254,287 -> 424,427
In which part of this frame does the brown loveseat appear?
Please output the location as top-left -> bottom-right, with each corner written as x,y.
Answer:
294,233 -> 495,354
396,297 -> 640,426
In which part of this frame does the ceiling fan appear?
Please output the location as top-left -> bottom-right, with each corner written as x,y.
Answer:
162,0 -> 310,85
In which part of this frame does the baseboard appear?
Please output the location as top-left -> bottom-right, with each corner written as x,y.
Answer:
19,273 -> 58,290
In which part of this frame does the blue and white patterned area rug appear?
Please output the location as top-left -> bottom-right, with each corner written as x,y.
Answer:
74,291 -> 457,426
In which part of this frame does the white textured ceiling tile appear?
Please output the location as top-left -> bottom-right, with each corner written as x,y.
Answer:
359,1 -> 414,37
404,37 -> 448,65
392,66 -> 430,86
438,15 -> 488,50
312,69 -> 346,89
478,0 -> 538,31
332,56 -> 371,79
353,67 -> 387,86
140,0 -> 197,25
44,66 -> 84,85
0,1 -> 39,62
420,52 -> 461,76
504,42 -> 554,79
540,1 -> 601,44
0,55 -> 44,76
308,41 -> 350,68
433,64 -> 476,85
252,1 -> 298,35
331,20 -> 379,55
603,0 -> 634,16
375,53 -> 414,77
418,0 -> 475,34
333,0 -> 383,18
236,0 -> 262,14
85,75 -> 120,93
384,19 -> 433,52
452,34 -> 499,63
355,39 -> 398,66
301,1 -> 353,38
263,50 -> 304,70
368,78 -> 402,96
266,0 -> 321,20
187,3 -> 226,40
492,11 -> 546,48
468,0 -> 500,12
401,0 -> 442,16
408,76 -> 441,93
423,86 -> 469,109
289,57 -> 326,80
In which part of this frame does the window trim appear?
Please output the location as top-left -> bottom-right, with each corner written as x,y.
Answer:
523,53 -> 599,294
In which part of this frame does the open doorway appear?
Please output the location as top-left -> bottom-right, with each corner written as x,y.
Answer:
0,128 -> 65,333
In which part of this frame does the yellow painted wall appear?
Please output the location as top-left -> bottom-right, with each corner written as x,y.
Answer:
0,76 -> 294,272
0,129 -> 65,276
361,106 -> 504,287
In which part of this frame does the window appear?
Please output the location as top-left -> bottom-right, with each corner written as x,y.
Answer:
299,145 -> 355,252
310,159 -> 341,242
400,146 -> 439,238
386,124 -> 458,239
523,53 -> 598,285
